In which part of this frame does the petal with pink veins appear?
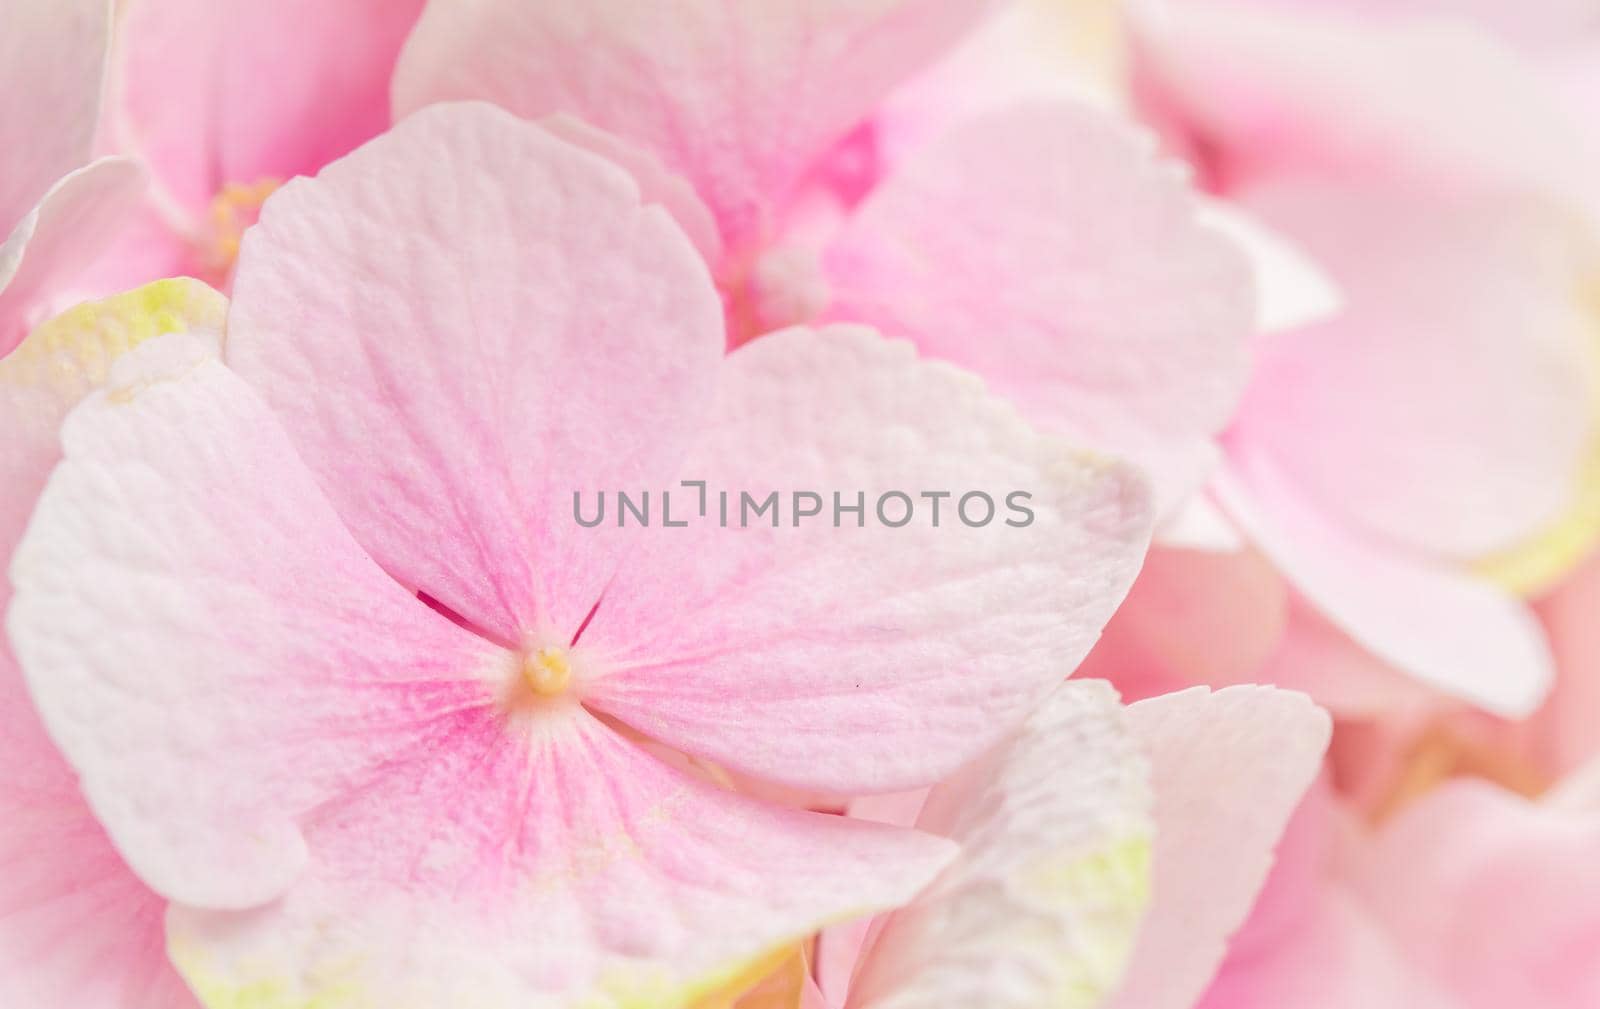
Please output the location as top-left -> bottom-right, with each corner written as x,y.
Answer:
8,338 -> 955,1009
226,101 -> 724,647
167,708 -> 952,1009
580,329 -> 1154,793
9,339 -> 509,910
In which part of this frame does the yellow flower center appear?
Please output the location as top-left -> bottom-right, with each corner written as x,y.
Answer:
197,178 -> 280,283
522,646 -> 574,698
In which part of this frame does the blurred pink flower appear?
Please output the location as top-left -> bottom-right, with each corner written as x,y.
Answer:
391,0 -> 1256,526
6,102 -> 1155,1007
83,0 -> 426,292
1202,769 -> 1600,1008
1130,0 -> 1600,717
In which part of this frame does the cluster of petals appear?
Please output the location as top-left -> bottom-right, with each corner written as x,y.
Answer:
5,0 -> 1596,1007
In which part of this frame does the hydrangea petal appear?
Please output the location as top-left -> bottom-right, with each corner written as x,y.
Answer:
114,0 -> 426,216
1194,199 -> 1341,337
226,102 -> 723,645
1130,0 -> 1594,211
1198,889 -> 1460,1009
845,680 -> 1154,1009
0,0 -> 110,236
1104,686 -> 1331,1009
1531,551 -> 1600,776
1230,179 -> 1598,563
0,656 -> 199,1009
1,158 -> 147,354
823,102 -> 1253,517
1348,782 -> 1600,1009
0,283 -> 223,1009
165,708 -> 954,1009
391,0 -> 995,250
8,340 -> 508,909
580,328 -> 1154,793
536,114 -> 724,265
1216,447 -> 1556,716
1081,543 -> 1290,694
1,278 -> 227,567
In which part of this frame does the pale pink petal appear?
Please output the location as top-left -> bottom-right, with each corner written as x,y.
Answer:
823,101 -> 1254,517
58,201 -> 193,303
8,337 -> 507,909
166,708 -> 953,1009
1216,448 -> 1555,716
1199,774 -> 1459,1009
870,0 -> 1126,168
1230,179 -> 1597,562
1253,596 -> 1435,719
0,655 -> 199,1009
1199,890 -> 1461,1009
1247,0 -> 1599,47
535,114 -> 724,265
0,281 -> 226,1009
847,680 -> 1154,1009
0,0 -> 110,235
1211,773 -> 1335,969
1548,754 -> 1600,812
1531,549 -> 1600,774
391,0 -> 995,251
580,328 -> 1154,793
1104,686 -> 1331,1009
813,791 -> 931,1006
1347,781 -> 1600,1008
1194,199 -> 1342,337
227,102 -> 723,645
0,158 -> 147,354
1130,0 -> 1595,212
1156,491 -> 1244,551
816,917 -> 876,1009
1082,543 -> 1290,694
113,0 -> 426,216
0,278 -> 228,570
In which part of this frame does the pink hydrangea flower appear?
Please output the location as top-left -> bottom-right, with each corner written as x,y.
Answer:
390,0 -> 1256,527
82,0 -> 426,292
7,102 -> 1153,1007
1129,0 -> 1600,716
800,684 -> 1329,1009
0,0 -> 144,353
1201,769 -> 1600,1008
